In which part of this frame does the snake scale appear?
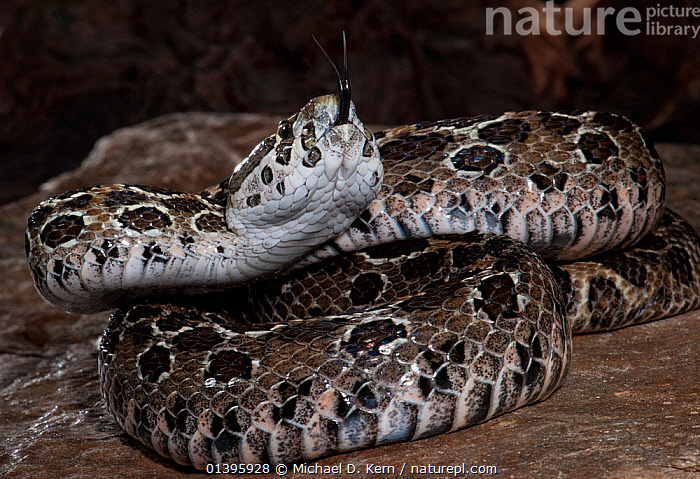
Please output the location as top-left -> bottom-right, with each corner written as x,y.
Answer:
26,78 -> 700,468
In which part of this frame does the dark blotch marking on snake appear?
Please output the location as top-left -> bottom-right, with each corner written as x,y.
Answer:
51,258 -> 64,281
162,196 -> 211,216
195,212 -> 227,232
347,216 -> 373,236
513,341 -> 531,373
539,113 -> 582,136
39,214 -> 86,248
400,251 -> 441,280
393,180 -> 419,197
628,167 -> 650,205
416,177 -> 435,193
27,205 -> 55,232
477,119 -> 531,144
61,193 -> 94,209
104,189 -> 149,207
599,189 -> 619,211
592,254 -> 647,287
223,408 -> 243,433
138,344 -> 171,383
142,243 -> 168,263
553,172 -> 570,192
592,112 -> 634,133
451,145 -> 504,175
551,266 -> 575,312
206,350 -> 253,383
636,232 -> 668,251
171,326 -> 226,353
665,246 -> 694,286
538,161 -> 561,177
524,356 -> 543,387
587,277 -> 623,328
578,132 -> 618,165
118,206 -> 172,232
342,318 -> 407,358
379,131 -> 451,163
530,173 -> 553,191
90,247 -> 107,265
51,186 -> 93,202
474,273 -> 518,322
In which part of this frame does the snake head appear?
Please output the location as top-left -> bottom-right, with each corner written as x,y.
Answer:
226,94 -> 383,252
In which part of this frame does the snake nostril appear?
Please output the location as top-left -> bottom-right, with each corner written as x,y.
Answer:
302,121 -> 313,137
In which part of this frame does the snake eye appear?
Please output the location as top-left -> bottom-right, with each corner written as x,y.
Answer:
364,128 -> 374,141
261,165 -> 273,185
301,121 -> 316,150
303,146 -> 322,168
302,135 -> 316,150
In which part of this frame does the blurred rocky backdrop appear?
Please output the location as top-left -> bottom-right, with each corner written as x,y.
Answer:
1,0 -> 698,204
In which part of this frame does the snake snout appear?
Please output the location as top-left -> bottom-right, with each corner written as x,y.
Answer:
323,124 -> 361,179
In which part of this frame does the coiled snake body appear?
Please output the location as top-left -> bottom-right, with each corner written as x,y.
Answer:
26,93 -> 700,468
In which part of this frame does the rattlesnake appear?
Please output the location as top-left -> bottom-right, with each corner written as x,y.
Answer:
26,88 -> 700,468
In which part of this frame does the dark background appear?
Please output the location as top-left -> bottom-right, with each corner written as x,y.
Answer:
1,0 -> 698,204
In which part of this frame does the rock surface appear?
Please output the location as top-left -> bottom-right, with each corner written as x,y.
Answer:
1,113 -> 698,478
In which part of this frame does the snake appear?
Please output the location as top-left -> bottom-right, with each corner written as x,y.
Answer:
25,75 -> 700,468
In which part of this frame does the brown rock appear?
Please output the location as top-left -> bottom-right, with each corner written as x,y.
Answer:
1,114 -> 698,478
